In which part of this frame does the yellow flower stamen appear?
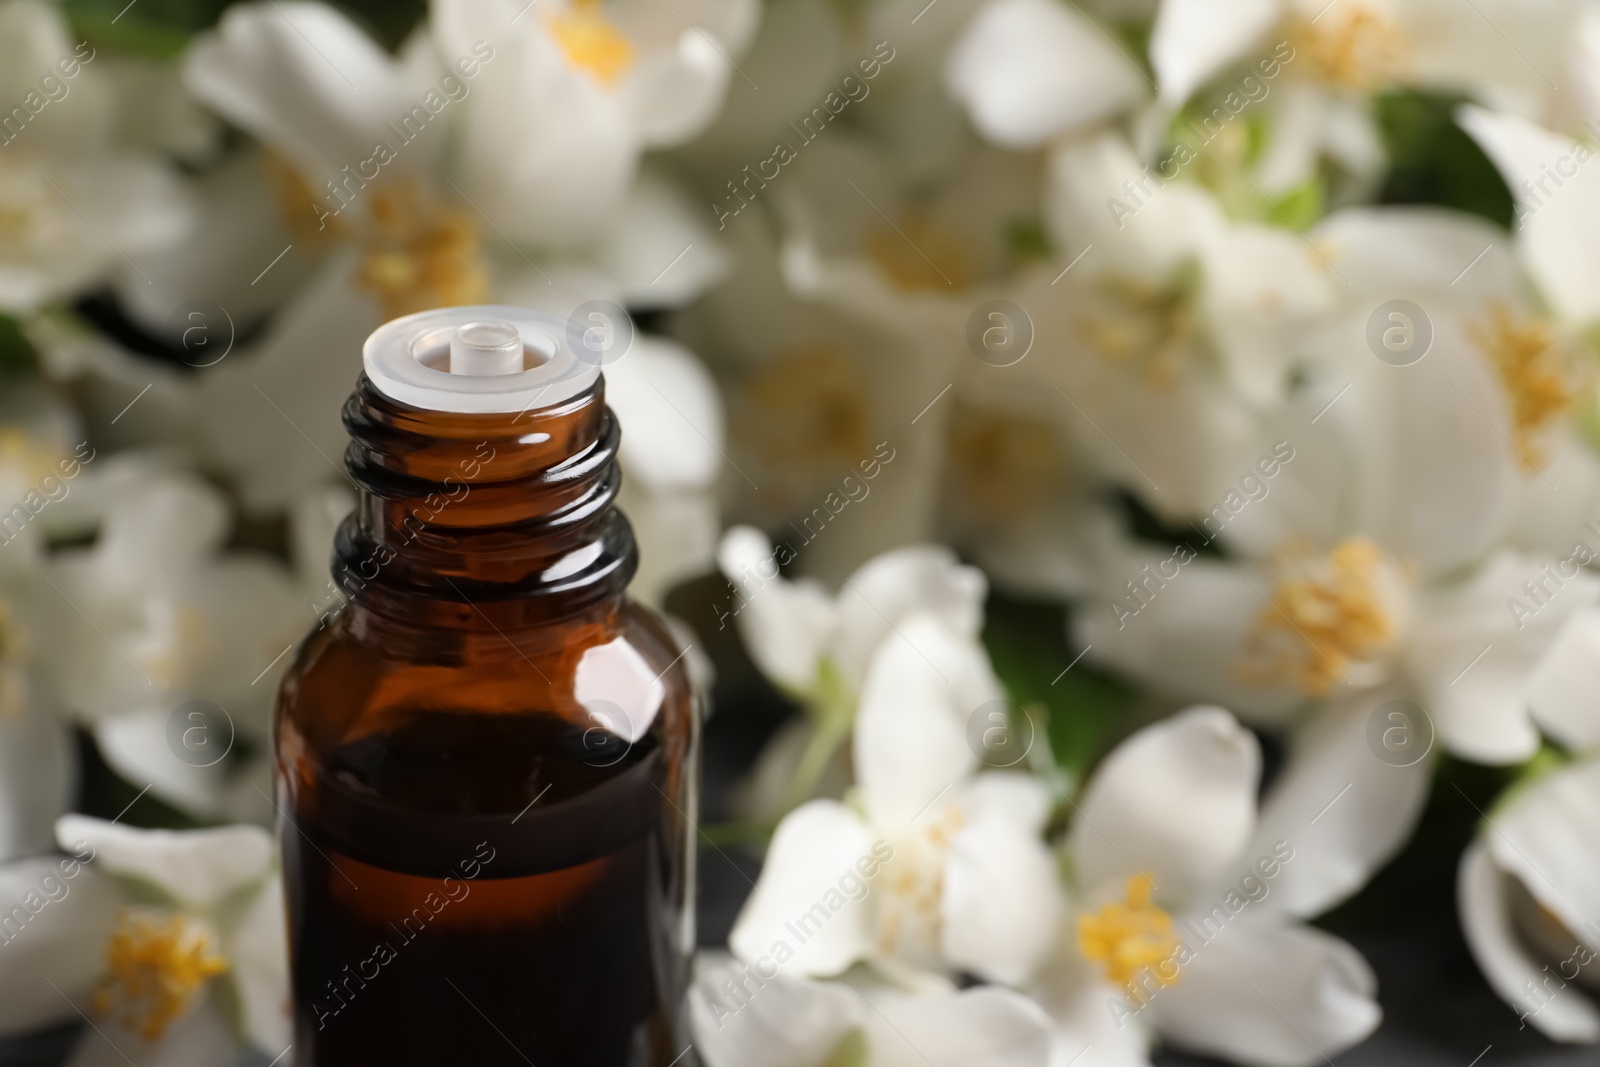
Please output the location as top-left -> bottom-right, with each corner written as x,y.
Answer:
136,604 -> 213,690
0,152 -> 56,260
1287,2 -> 1408,90
864,215 -> 977,292
357,180 -> 490,320
1244,537 -> 1405,695
547,0 -> 635,86
261,151 -> 348,245
1469,304 -> 1576,471
1078,875 -> 1181,992
1075,277 -> 1197,390
0,598 -> 30,720
736,344 -> 873,507
93,912 -> 228,1042
875,808 -> 964,968
0,426 -> 66,486
948,402 -> 1069,523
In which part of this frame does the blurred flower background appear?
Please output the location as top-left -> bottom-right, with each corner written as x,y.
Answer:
5,0 -> 1600,1064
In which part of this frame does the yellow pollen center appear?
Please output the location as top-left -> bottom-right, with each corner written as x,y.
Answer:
875,808 -> 965,969
864,215 -> 977,292
356,180 -> 490,321
0,600 -> 24,663
1078,875 -> 1181,992
736,343 -> 874,510
94,912 -> 228,1042
0,153 -> 56,259
1245,537 -> 1399,695
0,426 -> 66,486
0,599 -> 29,720
948,402 -> 1069,524
1287,3 -> 1409,90
547,0 -> 635,86
261,151 -> 347,246
1469,304 -> 1575,471
1076,277 -> 1197,390
138,604 -> 213,689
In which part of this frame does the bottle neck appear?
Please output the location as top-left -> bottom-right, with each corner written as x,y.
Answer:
331,374 -> 636,634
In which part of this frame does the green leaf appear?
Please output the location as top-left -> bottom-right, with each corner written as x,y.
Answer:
982,591 -> 1137,782
1004,217 -> 1053,269
821,1028 -> 869,1067
1269,177 -> 1324,233
1377,89 -> 1514,227
62,0 -> 427,55
0,314 -> 39,380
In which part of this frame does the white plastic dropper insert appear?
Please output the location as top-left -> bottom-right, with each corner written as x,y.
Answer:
362,305 -> 600,414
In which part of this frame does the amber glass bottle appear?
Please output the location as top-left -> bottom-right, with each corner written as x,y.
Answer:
274,308 -> 698,1066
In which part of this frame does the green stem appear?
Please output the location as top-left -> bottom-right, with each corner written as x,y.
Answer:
779,705 -> 853,817
699,820 -> 778,847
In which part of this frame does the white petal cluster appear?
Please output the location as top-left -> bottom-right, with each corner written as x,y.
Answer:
4,0 -> 1600,1061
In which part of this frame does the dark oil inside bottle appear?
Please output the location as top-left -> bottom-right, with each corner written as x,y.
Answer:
276,354 -> 698,1067
284,709 -> 687,1065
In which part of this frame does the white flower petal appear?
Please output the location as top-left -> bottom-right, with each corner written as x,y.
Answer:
433,0 -> 639,246
619,479 -> 720,607
597,171 -> 729,309
1488,758 -> 1600,942
834,547 -> 986,690
1457,105 -> 1600,326
1031,953 -> 1155,1067
1314,205 -> 1519,305
1045,131 -> 1221,276
1458,839 -> 1600,1042
0,857 -> 118,1037
1076,556 -> 1300,723
944,0 -> 1144,149
1526,607 -> 1600,751
1243,694 -> 1430,919
868,984 -> 1055,1067
290,484 -> 353,593
115,152 -> 307,335
854,617 -> 998,833
55,815 -> 272,909
1071,706 -> 1259,906
1408,551 -> 1600,764
1150,0 -> 1279,108
94,471 -> 229,584
229,873 -> 291,1054
958,772 -> 1054,836
0,696 -> 72,865
1199,221 -> 1332,405
690,956 -> 862,1067
729,800 -> 876,977
607,335 -> 724,491
94,712 -> 227,818
620,29 -> 732,148
716,525 -> 834,694
65,999 -> 239,1067
1340,313 -> 1521,580
1152,918 -> 1379,1067
184,1 -> 420,181
198,253 -> 379,512
941,815 -> 1063,985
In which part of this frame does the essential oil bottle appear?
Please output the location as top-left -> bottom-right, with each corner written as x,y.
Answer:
274,307 -> 699,1065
